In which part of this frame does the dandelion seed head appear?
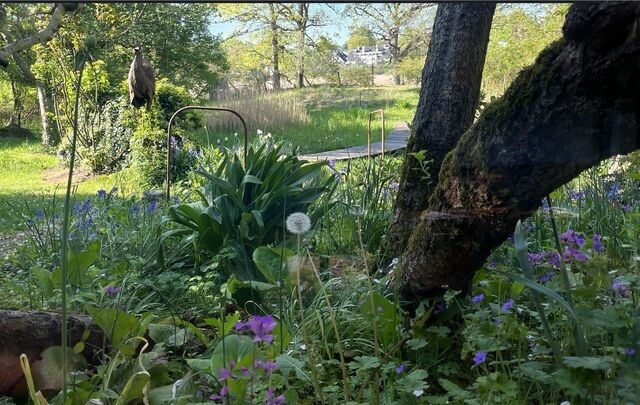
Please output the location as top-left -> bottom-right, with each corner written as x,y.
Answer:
286,212 -> 311,234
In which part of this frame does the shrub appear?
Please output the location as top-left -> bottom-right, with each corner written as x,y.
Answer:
161,142 -> 336,282
339,66 -> 373,86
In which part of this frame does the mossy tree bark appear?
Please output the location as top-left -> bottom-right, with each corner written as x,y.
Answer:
399,2 -> 640,309
387,3 -> 496,255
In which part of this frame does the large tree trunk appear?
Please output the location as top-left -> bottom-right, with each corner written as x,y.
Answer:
387,3 -> 496,255
400,2 -> 640,309
269,3 -> 281,92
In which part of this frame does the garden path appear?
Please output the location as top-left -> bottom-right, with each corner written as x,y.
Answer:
298,121 -> 410,161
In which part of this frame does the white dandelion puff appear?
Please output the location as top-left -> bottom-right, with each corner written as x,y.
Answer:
286,212 -> 311,235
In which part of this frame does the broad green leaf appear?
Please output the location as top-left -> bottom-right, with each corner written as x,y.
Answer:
210,335 -> 255,371
349,355 -> 380,371
115,371 -> 150,405
563,356 -> 614,370
86,305 -> 139,347
276,353 -> 310,381
253,246 -> 294,284
148,324 -> 194,348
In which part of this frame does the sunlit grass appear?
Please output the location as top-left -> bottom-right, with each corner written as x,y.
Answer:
193,86 -> 420,153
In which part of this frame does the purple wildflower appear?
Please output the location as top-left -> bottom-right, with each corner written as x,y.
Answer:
486,261 -> 496,270
473,351 -> 487,366
210,385 -> 229,401
434,301 -> 445,314
592,234 -> 605,253
546,251 -> 561,268
539,271 -> 556,284
471,294 -> 485,304
248,315 -> 277,343
625,347 -> 636,357
265,387 -> 285,405
389,181 -> 399,190
147,200 -> 159,214
612,281 -> 632,298
34,209 -> 45,220
501,299 -> 514,312
561,230 -> 585,247
620,203 -> 632,212
607,182 -> 621,201
522,222 -> 535,232
97,189 -> 107,198
564,246 -> 588,262
528,252 -> 545,266
328,160 -> 336,168
395,363 -> 406,374
569,189 -> 585,203
104,286 -> 122,296
254,360 -> 278,373
219,367 -> 231,381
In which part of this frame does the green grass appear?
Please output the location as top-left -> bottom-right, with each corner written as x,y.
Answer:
192,86 -> 420,153
0,137 -> 139,233
0,86 -> 419,232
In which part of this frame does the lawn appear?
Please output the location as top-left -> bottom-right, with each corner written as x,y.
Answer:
193,86 -> 419,153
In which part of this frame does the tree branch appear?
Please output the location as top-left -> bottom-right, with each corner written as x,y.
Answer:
0,3 -> 68,68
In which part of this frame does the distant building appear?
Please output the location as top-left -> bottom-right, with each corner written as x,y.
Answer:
341,45 -> 390,66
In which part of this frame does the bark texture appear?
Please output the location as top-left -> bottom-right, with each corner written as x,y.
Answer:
387,3 -> 496,254
400,2 -> 640,309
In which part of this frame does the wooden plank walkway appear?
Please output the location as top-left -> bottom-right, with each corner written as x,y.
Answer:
298,121 -> 410,161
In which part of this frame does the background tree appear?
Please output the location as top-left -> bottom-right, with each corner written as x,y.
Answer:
481,4 -> 569,96
395,2 -> 640,309
345,26 -> 375,50
0,3 -> 76,145
346,3 -> 434,84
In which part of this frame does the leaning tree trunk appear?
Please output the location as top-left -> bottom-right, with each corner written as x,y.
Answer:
386,3 -> 496,256
400,2 -> 640,309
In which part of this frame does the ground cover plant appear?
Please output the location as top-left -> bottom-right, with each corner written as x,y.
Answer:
0,3 -> 639,404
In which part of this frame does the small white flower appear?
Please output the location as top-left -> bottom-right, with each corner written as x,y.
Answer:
413,389 -> 424,397
286,212 -> 311,235
257,129 -> 263,136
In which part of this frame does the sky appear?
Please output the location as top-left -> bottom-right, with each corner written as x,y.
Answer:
209,4 -> 351,47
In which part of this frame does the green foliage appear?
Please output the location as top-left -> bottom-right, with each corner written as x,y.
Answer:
339,66 -> 373,87
482,4 -> 568,96
162,142 -> 335,282
396,55 -> 425,85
